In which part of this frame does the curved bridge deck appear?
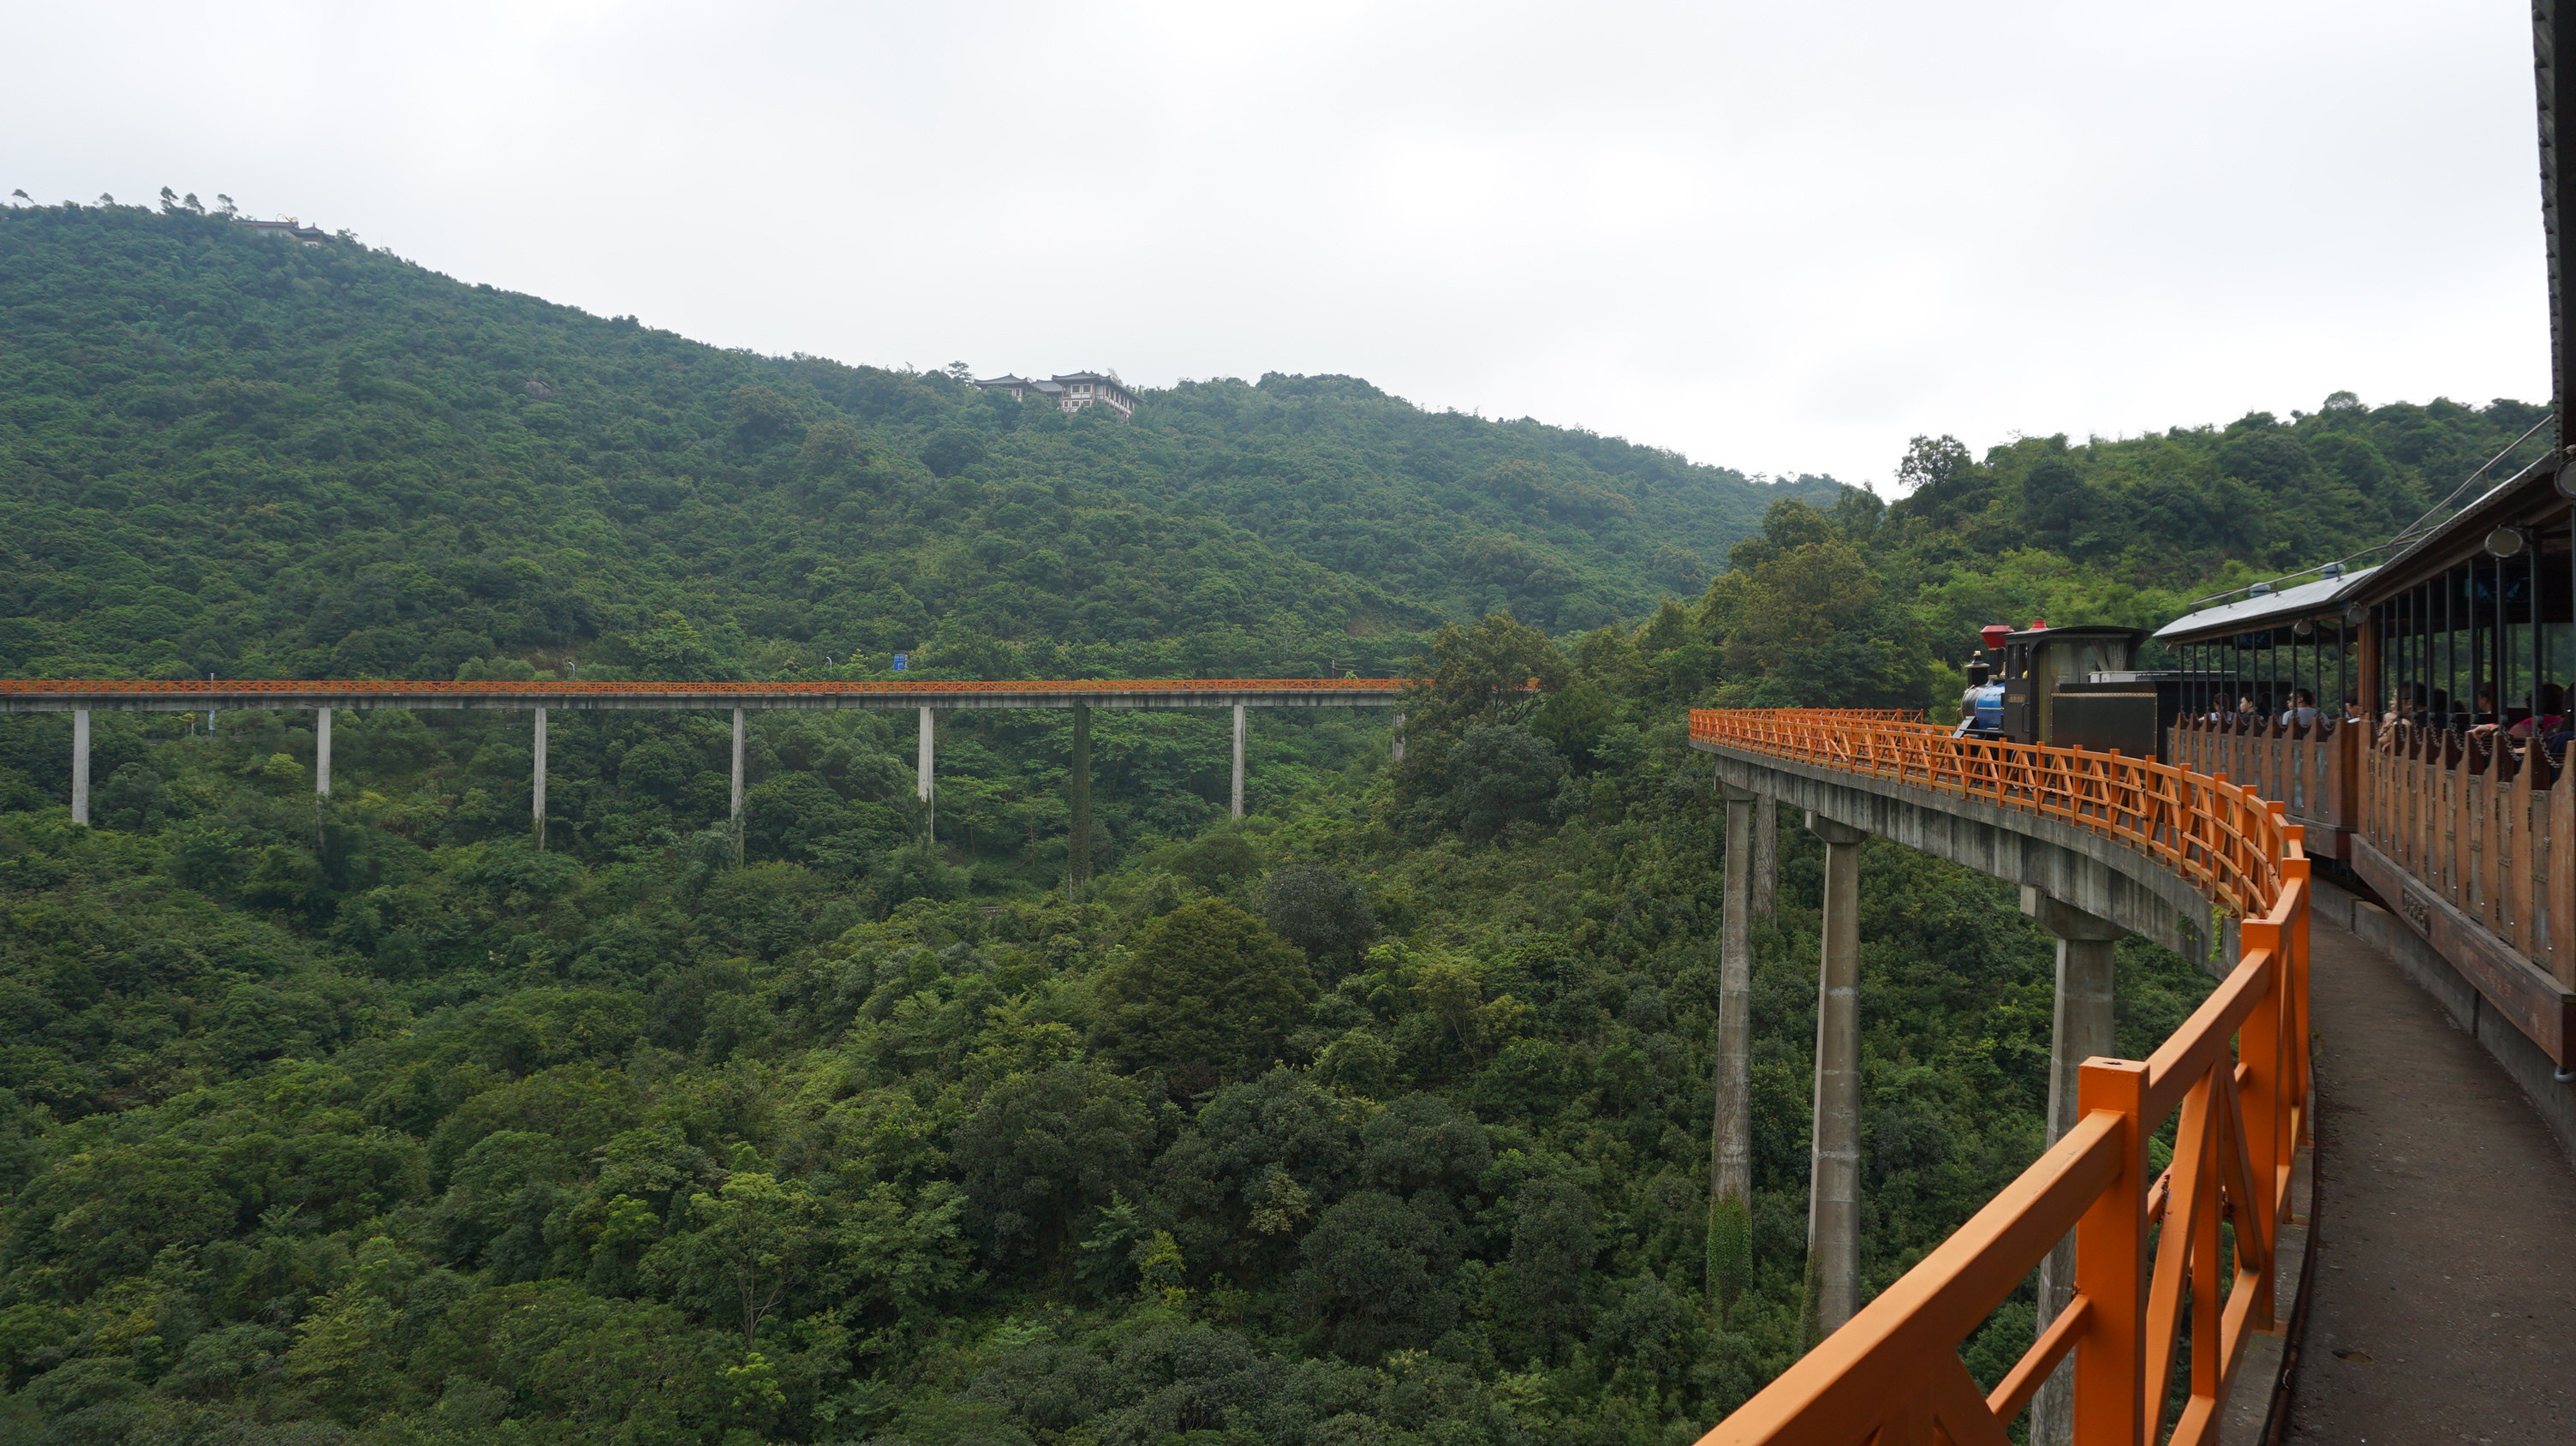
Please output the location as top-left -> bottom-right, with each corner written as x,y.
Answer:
1689,709 -> 2314,1446
2290,889 -> 2576,1441
1689,708 -> 2576,1443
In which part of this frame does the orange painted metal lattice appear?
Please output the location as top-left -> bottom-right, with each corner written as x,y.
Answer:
0,677 -> 1409,698
1690,708 -> 2311,1446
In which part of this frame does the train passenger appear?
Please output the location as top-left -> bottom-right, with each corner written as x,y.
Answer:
2276,690 -> 2318,731
2507,684 -> 2566,740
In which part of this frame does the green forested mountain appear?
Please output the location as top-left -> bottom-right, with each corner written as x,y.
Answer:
0,203 -> 1828,688
0,200 -> 2539,1446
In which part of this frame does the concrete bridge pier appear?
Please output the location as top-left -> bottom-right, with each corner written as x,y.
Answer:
69,709 -> 90,826
531,708 -> 548,849
916,706 -> 934,841
1391,713 -> 1405,762
1752,795 -> 1778,919
314,708 -> 332,798
1712,783 -> 1760,1207
1069,703 -> 1093,894
730,708 -> 746,822
1231,703 -> 1247,818
2019,887 -> 2126,1446
1807,811 -> 1869,1336
730,708 -> 748,863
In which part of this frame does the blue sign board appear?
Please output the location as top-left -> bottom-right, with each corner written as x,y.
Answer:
891,654 -> 908,672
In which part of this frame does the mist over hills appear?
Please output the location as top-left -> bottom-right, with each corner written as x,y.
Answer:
0,203 -> 1835,684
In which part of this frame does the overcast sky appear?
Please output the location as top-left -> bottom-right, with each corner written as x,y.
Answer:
5,1 -> 2546,488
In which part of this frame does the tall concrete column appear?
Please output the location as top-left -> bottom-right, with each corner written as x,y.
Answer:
1806,811 -> 1869,1336
1231,703 -> 1248,818
1390,712 -> 1405,762
2018,887 -> 2125,1446
1709,782 -> 1760,1315
730,708 -> 747,822
1068,703 -> 1093,895
314,708 -> 332,798
1712,783 -> 1759,1203
916,706 -> 935,841
730,707 -> 748,864
531,708 -> 549,850
70,709 -> 90,826
1752,795 -> 1779,920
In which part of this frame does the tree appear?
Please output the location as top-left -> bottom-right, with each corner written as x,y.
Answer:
953,1062 -> 1153,1258
1292,1191 -> 1460,1359
643,1170 -> 827,1349
1504,1177 -> 1599,1350
921,427 -> 988,477
1089,899 -> 1313,1084
1260,862 -> 1376,968
2018,457 -> 2093,551
1718,531 -> 1926,708
1399,612 -> 1571,742
614,612 -> 730,679
1440,724 -> 1567,840
1528,677 -> 1617,768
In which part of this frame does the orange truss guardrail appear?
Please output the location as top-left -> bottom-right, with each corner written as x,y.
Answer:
0,678 -> 1409,698
1690,708 -> 2311,1446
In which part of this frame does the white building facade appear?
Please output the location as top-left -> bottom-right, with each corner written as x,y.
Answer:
972,372 -> 1137,420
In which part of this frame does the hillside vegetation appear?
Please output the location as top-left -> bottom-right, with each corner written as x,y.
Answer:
0,204 -> 1829,688
0,200 -> 2544,1446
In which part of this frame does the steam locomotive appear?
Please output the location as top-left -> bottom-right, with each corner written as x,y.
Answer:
1953,621 -> 2191,761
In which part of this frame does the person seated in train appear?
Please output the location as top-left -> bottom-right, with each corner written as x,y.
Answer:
2505,684 -> 2564,740
2466,690 -> 2501,746
2341,694 -> 2365,727
2379,684 -> 2430,750
2276,689 -> 2319,732
2232,695 -> 2263,730
2510,684 -> 2570,767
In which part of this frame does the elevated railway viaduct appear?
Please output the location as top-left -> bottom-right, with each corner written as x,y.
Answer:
0,678 -> 1405,875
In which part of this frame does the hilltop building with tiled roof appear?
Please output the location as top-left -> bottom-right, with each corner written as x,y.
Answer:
973,372 -> 1136,420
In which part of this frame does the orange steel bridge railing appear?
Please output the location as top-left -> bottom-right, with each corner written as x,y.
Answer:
0,677 -> 1410,699
1690,709 -> 2311,1446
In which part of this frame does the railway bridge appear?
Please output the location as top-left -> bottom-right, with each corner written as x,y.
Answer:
1690,712 -> 2317,1445
0,676 -> 1404,881
1688,355 -> 2576,1441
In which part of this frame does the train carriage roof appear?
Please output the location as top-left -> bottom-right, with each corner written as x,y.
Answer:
2151,566 -> 2379,646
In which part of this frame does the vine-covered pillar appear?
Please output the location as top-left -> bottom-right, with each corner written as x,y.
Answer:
1708,781 -> 1760,1318
2020,887 -> 2126,1446
1805,811 -> 1869,1337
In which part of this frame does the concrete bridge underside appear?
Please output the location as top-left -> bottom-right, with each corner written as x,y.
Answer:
1696,743 -> 2222,973
1696,736 -> 2270,1443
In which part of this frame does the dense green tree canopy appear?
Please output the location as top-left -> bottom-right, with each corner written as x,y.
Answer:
0,199 -> 2522,1446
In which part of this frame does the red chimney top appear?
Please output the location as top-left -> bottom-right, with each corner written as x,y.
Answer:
1979,624 -> 2011,652
2027,618 -> 2048,632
